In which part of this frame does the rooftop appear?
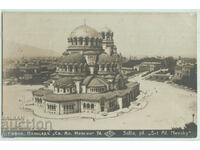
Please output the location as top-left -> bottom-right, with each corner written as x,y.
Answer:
53,77 -> 74,88
141,62 -> 162,65
58,53 -> 86,64
98,53 -> 120,64
43,82 -> 139,102
82,75 -> 94,86
88,77 -> 108,87
32,88 -> 53,97
69,24 -> 101,38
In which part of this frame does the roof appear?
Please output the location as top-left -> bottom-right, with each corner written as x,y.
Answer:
88,77 -> 108,87
70,25 -> 101,38
83,51 -> 101,55
98,71 -> 116,75
104,74 -> 115,79
43,82 -> 139,102
18,65 -> 39,70
175,65 -> 182,70
53,77 -> 75,88
51,74 -> 60,80
98,53 -> 120,64
82,76 -> 94,86
32,88 -> 53,96
121,67 -> 134,70
58,53 -> 86,64
180,58 -> 196,64
183,64 -> 195,68
43,79 -> 53,84
152,74 -> 170,77
114,74 -> 123,82
141,62 -> 161,65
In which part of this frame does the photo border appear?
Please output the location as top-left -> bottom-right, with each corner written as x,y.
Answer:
0,9 -> 199,140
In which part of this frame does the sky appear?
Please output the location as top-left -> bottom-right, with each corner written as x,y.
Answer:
3,12 -> 197,58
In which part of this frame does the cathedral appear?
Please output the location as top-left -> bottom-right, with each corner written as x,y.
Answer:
32,24 -> 140,116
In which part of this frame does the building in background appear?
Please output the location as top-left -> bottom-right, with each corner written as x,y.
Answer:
3,57 -> 57,84
173,57 -> 197,90
138,62 -> 162,72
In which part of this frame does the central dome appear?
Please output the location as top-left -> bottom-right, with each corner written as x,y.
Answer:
70,25 -> 101,38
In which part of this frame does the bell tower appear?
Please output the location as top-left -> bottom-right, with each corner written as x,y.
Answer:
101,27 -> 114,56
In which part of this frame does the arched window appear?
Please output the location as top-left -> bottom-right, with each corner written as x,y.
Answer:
106,32 -> 110,40
87,103 -> 90,109
107,64 -> 110,71
91,38 -> 94,46
95,38 -> 98,46
71,39 -> 74,45
79,37 -> 83,45
79,64 -> 83,72
83,103 -> 86,108
74,38 -> 77,45
91,104 -> 94,109
69,65 -> 73,72
75,65 -> 78,72
85,37 -> 89,45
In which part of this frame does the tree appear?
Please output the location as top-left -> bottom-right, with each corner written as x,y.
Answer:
164,57 -> 177,74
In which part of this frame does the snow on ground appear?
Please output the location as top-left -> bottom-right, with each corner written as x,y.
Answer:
2,76 -> 197,130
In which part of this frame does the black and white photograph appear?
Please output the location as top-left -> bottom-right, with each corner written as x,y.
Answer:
1,11 -> 198,138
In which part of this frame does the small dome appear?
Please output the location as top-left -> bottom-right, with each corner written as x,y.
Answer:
70,25 -> 101,38
101,26 -> 112,33
53,77 -> 74,88
58,53 -> 86,64
98,53 -> 119,63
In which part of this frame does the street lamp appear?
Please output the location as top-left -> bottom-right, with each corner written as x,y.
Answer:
192,113 -> 195,123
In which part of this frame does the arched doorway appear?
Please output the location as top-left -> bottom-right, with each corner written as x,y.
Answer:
100,97 -> 105,112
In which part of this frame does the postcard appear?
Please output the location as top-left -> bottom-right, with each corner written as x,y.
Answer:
1,11 -> 198,138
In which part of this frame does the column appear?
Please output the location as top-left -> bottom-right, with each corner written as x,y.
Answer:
83,38 -> 86,46
72,65 -> 75,73
117,97 -> 123,110
104,65 -> 107,71
75,81 -> 81,94
99,64 -> 102,71
66,65 -> 69,72
90,67 -> 94,74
